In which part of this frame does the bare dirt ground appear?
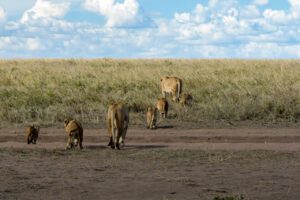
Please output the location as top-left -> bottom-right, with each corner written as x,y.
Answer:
1,127 -> 300,200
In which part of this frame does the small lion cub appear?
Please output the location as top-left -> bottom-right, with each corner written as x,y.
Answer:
26,125 -> 40,144
146,106 -> 157,129
156,98 -> 168,118
180,93 -> 193,107
64,119 -> 83,150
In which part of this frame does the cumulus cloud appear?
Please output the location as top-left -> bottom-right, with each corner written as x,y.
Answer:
1,0 -> 300,58
0,37 -> 42,52
21,0 -> 70,24
241,5 -> 260,19
253,0 -> 268,6
83,0 -> 152,27
26,38 -> 42,51
0,7 -> 6,21
263,9 -> 289,24
289,0 -> 300,18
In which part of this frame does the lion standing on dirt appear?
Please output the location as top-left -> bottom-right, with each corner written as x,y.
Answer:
146,106 -> 157,129
160,76 -> 182,102
107,103 -> 129,150
156,98 -> 168,118
64,119 -> 83,150
26,125 -> 40,144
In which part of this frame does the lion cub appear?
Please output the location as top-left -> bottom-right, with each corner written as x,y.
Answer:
146,106 -> 157,129
26,125 -> 40,144
180,93 -> 193,107
64,119 -> 83,150
156,98 -> 169,118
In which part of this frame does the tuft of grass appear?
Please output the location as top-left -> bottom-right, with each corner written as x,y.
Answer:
0,59 -> 299,126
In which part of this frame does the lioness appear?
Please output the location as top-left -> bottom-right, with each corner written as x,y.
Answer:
161,76 -> 182,102
180,93 -> 193,107
107,103 -> 129,150
146,106 -> 157,129
156,98 -> 168,118
64,119 -> 83,150
26,125 -> 40,144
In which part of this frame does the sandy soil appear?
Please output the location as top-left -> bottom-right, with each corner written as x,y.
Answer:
1,127 -> 300,200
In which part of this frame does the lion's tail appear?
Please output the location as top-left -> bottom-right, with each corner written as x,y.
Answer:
177,79 -> 182,101
111,110 -> 116,143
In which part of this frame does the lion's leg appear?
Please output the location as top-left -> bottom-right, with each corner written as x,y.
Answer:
171,90 -> 177,102
146,117 -> 150,129
79,130 -> 83,149
120,121 -> 128,147
115,129 -> 121,150
148,121 -> 152,128
32,134 -> 37,144
108,136 -> 114,147
27,135 -> 31,144
78,138 -> 83,150
66,136 -> 72,150
112,124 -> 118,149
162,90 -> 166,98
151,115 -> 156,129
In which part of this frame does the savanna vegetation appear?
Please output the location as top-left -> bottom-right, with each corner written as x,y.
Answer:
0,59 -> 299,127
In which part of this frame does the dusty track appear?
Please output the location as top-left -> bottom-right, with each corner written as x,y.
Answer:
0,128 -> 300,151
1,128 -> 300,200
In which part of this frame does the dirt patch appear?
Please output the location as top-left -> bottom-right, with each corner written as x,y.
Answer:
1,128 -> 300,200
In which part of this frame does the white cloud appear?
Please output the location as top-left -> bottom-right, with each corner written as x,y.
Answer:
21,0 -> 70,24
26,38 -> 41,51
241,5 -> 260,19
263,9 -> 289,24
0,7 -> 6,21
240,42 -> 300,58
0,36 -> 42,52
254,0 -> 268,6
174,12 -> 190,24
1,0 -> 300,58
289,0 -> 300,18
84,0 -> 152,28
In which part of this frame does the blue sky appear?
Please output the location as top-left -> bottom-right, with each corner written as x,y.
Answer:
0,0 -> 300,58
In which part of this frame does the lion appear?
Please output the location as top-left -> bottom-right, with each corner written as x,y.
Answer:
64,119 -> 83,150
26,125 -> 40,144
156,98 -> 168,118
160,76 -> 182,102
180,93 -> 193,107
146,106 -> 157,129
107,103 -> 129,150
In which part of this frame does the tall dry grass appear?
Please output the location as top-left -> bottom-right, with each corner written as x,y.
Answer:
0,59 -> 299,127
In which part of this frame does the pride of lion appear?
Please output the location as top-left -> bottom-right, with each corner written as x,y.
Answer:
24,76 -> 191,150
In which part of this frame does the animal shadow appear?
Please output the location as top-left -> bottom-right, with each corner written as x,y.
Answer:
156,125 -> 174,129
84,144 -> 110,150
124,144 -> 168,150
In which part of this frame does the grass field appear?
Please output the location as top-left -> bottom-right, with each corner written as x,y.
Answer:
0,59 -> 299,127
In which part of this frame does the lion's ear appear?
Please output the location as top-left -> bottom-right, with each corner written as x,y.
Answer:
64,119 -> 69,125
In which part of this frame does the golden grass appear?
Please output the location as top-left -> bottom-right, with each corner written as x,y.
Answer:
0,59 -> 299,126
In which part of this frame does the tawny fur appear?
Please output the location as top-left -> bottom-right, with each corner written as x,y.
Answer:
26,125 -> 40,144
156,98 -> 169,118
64,119 -> 83,150
180,93 -> 193,107
160,76 -> 182,102
107,103 -> 129,150
146,106 -> 157,129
